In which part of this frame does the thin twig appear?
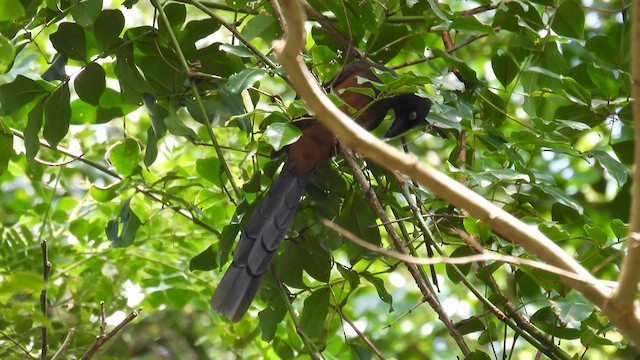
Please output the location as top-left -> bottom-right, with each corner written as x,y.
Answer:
40,240 -> 51,360
323,220 -> 617,289
81,306 -> 143,360
337,308 -> 385,360
10,128 -> 220,236
339,146 -> 471,355
50,328 -> 76,360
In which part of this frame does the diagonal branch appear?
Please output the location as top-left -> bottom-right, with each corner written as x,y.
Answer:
611,0 -> 640,310
340,145 -> 471,355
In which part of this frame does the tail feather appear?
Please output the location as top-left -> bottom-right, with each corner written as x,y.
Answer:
211,169 -> 310,322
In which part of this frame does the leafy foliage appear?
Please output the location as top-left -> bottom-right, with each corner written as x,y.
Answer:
0,0 -> 634,359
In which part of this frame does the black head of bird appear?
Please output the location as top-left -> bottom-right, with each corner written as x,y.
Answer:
383,93 -> 432,138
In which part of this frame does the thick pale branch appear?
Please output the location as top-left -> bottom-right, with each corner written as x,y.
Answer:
612,0 -> 640,310
272,0 -> 640,346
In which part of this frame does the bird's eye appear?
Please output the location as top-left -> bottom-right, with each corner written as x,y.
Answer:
409,111 -> 418,121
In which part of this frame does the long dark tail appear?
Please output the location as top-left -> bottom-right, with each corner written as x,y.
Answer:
211,169 -> 310,322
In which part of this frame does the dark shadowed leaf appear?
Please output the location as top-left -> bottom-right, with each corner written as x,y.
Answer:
491,53 -> 519,88
551,0 -> 584,39
24,100 -> 44,166
43,83 -> 71,148
0,75 -> 47,115
258,298 -> 287,342
70,0 -> 102,27
228,68 -> 268,94
299,288 -> 330,339
41,53 -> 68,81
590,150 -> 631,186
74,63 -> 106,105
0,119 -> 12,175
189,245 -> 217,271
50,22 -> 87,60
106,196 -> 142,247
362,272 -> 393,311
94,9 -> 125,49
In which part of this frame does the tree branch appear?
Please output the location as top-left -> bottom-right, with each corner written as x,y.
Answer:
340,145 -> 471,355
50,328 -> 75,360
81,306 -> 142,360
271,0 -> 640,346
611,0 -> 640,310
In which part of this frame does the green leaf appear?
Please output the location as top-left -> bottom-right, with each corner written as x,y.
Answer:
90,182 -> 122,202
159,3 -> 186,40
0,272 -> 43,303
590,150 -> 631,186
277,242 -> 306,288
610,219 -> 628,239
531,306 -> 581,339
0,119 -> 12,175
581,329 -> 615,347
189,245 -> 217,271
94,9 -> 125,49
446,246 -> 474,283
74,63 -> 106,105
217,223 -> 239,266
50,22 -> 87,60
258,299 -> 287,342
351,344 -> 373,360
366,23 -> 409,63
106,196 -> 142,247
362,272 -> 393,311
241,13 -> 282,43
107,138 -> 141,177
196,157 -> 222,187
303,237 -> 331,282
337,265 -> 360,289
0,35 -> 15,74
24,101 -> 44,166
551,298 -> 595,323
262,123 -> 302,152
533,184 -> 584,214
551,0 -> 584,39
451,16 -> 495,34
70,0 -> 102,27
491,53 -> 519,88
464,350 -> 492,360
586,64 -> 618,100
561,77 -> 591,105
180,18 -> 221,44
164,111 -> 197,140
0,75 -> 47,115
0,0 -> 25,21
41,53 -> 68,81
43,83 -> 71,148
219,44 -> 255,58
228,68 -> 267,94
457,317 -> 486,335
432,48 -> 478,88
585,35 -> 620,65
299,288 -> 330,339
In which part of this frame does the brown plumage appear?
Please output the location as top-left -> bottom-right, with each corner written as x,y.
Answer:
211,60 -> 432,322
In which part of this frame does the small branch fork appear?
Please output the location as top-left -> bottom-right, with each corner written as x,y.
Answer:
81,303 -> 143,360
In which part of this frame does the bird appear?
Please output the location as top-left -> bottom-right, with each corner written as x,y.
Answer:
211,60 -> 432,322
